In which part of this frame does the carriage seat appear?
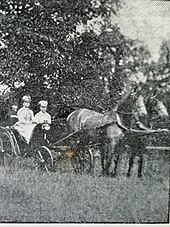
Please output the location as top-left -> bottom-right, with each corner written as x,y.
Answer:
12,123 -> 50,145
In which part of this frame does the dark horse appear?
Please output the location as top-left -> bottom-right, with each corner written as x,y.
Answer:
114,88 -> 169,178
67,86 -> 168,177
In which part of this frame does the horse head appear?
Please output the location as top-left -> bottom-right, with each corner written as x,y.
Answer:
149,97 -> 168,118
114,85 -> 150,130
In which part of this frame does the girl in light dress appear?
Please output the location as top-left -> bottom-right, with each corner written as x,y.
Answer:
14,95 -> 36,144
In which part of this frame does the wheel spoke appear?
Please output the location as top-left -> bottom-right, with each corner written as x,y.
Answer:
44,164 -> 49,173
0,127 -> 16,166
4,153 -> 12,157
3,154 -> 7,167
35,146 -> 53,172
3,153 -> 12,167
71,147 -> 94,174
37,150 -> 44,160
35,155 -> 43,162
45,163 -> 52,170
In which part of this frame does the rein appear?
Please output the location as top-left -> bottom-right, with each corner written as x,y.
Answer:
115,110 -> 133,115
127,128 -> 169,137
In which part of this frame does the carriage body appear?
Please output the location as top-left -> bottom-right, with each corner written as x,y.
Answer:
0,124 -> 54,171
0,98 -> 168,177
0,118 -> 94,173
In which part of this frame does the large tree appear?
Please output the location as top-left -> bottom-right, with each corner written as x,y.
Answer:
0,0 -> 151,113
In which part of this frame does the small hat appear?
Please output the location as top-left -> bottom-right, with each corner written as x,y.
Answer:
38,100 -> 48,107
22,95 -> 31,102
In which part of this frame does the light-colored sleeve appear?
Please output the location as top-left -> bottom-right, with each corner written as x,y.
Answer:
30,110 -> 34,123
17,108 -> 27,123
17,108 -> 34,124
33,113 -> 39,124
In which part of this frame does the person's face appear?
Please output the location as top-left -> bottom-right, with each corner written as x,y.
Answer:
23,101 -> 30,108
40,105 -> 47,113
12,105 -> 18,111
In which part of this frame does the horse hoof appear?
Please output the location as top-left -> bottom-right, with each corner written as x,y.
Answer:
126,173 -> 131,178
138,173 -> 142,178
100,172 -> 107,177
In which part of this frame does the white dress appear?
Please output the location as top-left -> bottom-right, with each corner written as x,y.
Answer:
14,107 -> 36,143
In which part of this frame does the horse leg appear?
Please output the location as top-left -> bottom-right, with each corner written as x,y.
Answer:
137,148 -> 143,178
100,144 -> 107,176
104,139 -> 120,177
127,150 -> 135,177
104,142 -> 113,176
100,142 -> 113,177
127,137 -> 144,178
136,137 -> 144,178
111,151 -> 120,177
100,143 -> 113,176
105,131 -> 124,177
100,125 -> 123,177
109,140 -> 122,177
99,130 -> 109,176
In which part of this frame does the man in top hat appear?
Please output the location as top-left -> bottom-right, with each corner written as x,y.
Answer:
14,95 -> 35,143
33,100 -> 51,125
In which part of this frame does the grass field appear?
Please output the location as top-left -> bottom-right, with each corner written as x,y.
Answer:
0,149 -> 169,223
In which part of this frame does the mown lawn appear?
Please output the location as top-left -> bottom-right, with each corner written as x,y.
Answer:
0,150 -> 169,223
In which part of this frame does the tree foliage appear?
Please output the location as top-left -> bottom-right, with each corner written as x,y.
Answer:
0,0 -> 154,113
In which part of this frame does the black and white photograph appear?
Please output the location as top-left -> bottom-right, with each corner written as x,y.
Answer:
0,0 -> 169,224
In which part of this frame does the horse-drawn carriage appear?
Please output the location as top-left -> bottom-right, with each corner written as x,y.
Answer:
0,120 -> 94,173
0,85 -> 169,177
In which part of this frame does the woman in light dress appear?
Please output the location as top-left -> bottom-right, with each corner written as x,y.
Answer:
14,95 -> 35,144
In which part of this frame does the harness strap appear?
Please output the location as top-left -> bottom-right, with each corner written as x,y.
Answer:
136,105 -> 146,108
115,110 -> 132,115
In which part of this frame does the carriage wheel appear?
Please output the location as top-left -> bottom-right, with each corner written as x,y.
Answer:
71,146 -> 94,174
0,128 -> 16,166
35,146 -> 54,172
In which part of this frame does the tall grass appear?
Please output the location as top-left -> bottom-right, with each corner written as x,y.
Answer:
0,150 -> 169,223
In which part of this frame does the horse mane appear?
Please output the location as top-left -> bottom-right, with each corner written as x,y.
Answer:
116,87 -> 136,112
